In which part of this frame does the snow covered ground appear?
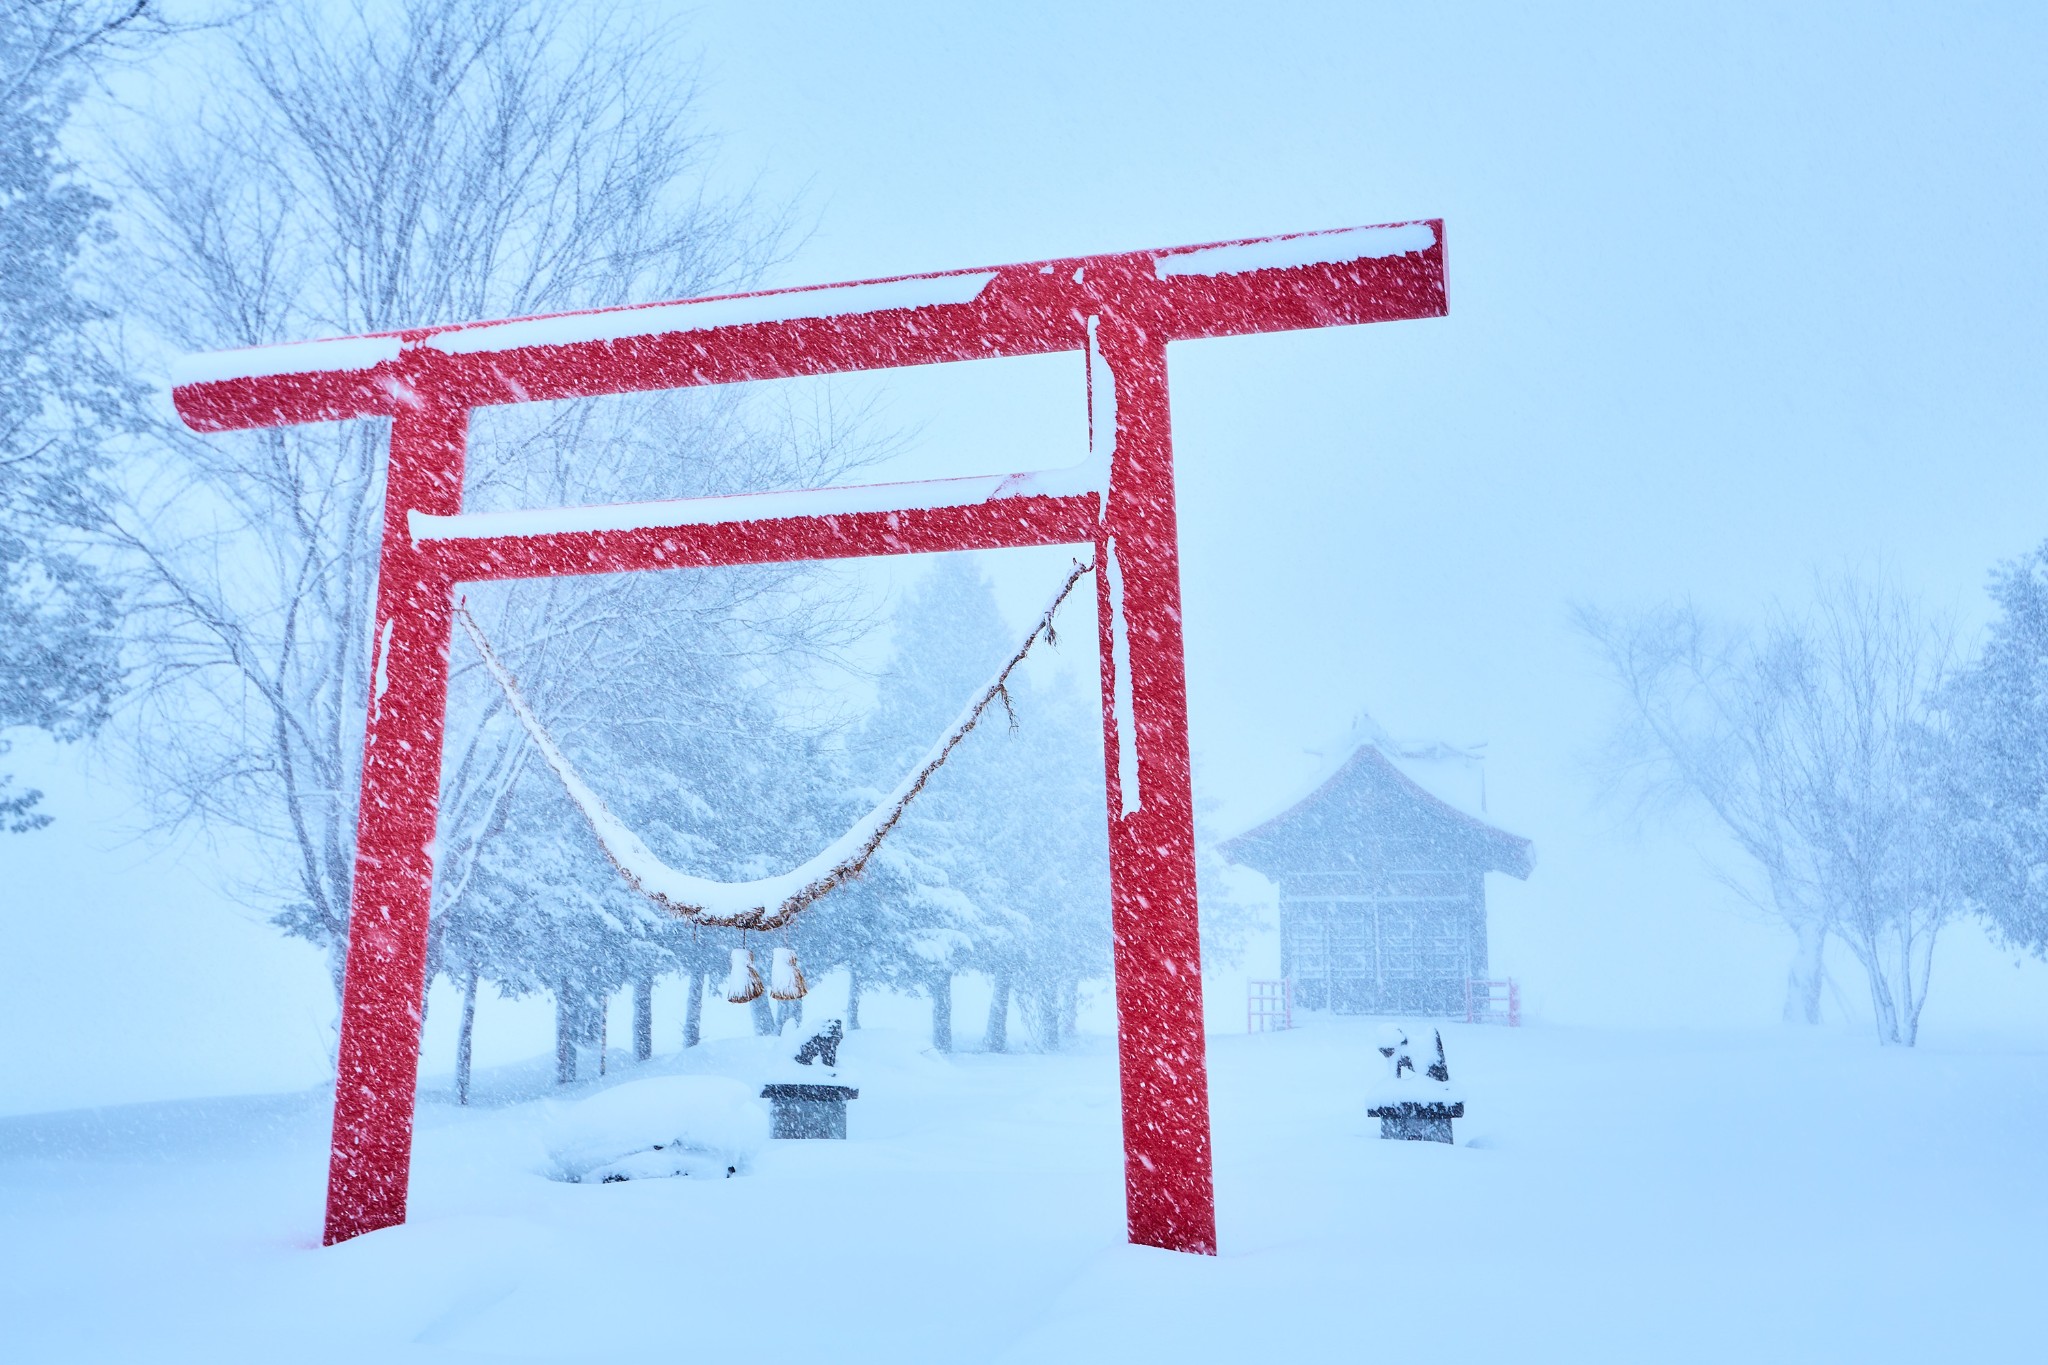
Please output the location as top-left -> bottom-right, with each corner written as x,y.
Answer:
4,1014 -> 2043,1362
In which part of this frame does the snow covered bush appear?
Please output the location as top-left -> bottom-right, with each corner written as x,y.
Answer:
543,1076 -> 769,1183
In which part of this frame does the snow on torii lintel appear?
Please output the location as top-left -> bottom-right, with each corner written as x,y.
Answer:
1152,222 -> 1437,280
408,460 -> 1107,544
422,270 -> 1001,357
169,221 -> 1443,392
169,270 -> 1001,388
167,333 -> 405,387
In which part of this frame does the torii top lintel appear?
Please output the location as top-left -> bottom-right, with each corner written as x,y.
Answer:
170,221 -> 1445,434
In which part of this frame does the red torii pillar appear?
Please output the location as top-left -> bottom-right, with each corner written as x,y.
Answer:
171,220 -> 1447,1254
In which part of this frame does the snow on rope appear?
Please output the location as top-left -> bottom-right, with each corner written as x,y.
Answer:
453,558 -> 1096,930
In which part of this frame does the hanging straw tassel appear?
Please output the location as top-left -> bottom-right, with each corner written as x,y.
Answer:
723,948 -> 764,1004
769,946 -> 809,1001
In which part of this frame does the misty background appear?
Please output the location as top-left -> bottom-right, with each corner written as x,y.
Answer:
5,0 -> 2046,1116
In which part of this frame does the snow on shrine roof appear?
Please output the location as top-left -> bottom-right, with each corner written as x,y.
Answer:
1219,712 -> 1534,881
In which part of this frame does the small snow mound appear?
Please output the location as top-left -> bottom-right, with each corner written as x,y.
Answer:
543,1076 -> 769,1184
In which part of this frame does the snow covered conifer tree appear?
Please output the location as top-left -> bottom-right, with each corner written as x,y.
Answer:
967,670 -> 1110,1052
810,557 -> 1029,1050
0,5 -> 136,831
809,556 -> 1111,1052
1945,540 -> 2048,957
432,588 -> 850,1079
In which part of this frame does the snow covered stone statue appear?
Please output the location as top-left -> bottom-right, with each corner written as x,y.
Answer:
762,1018 -> 859,1139
793,1018 -> 843,1068
1365,1024 -> 1465,1144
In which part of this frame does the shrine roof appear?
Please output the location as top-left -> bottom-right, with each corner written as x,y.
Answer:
1219,719 -> 1535,882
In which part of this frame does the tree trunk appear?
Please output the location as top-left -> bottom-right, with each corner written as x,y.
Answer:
775,995 -> 804,1033
930,969 -> 953,1053
556,984 -> 605,1083
455,969 -> 478,1106
555,987 -> 577,1085
1866,948 -> 1902,1046
1033,987 -> 1060,1052
846,965 -> 862,1031
683,969 -> 704,1048
1903,926 -> 1938,1048
750,995 -> 778,1036
324,948 -> 348,1071
632,973 -> 654,1063
1061,977 -> 1079,1043
1781,919 -> 1827,1025
985,971 -> 1012,1053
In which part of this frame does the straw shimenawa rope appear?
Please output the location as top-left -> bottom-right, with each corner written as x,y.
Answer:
454,558 -> 1095,930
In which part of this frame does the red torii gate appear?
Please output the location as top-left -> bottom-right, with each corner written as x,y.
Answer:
171,220 -> 1447,1254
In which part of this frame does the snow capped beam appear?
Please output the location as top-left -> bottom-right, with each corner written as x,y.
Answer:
414,487 -> 1102,581
421,271 -> 1001,356
169,221 -> 1446,432
168,334 -> 403,385
409,462 -> 1101,543
1152,222 -> 1437,278
409,464 -> 1104,579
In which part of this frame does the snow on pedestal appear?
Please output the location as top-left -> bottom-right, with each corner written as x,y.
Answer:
761,1019 -> 859,1139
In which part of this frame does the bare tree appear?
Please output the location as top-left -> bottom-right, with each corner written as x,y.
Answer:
1,0 -> 186,106
1763,580 -> 1964,1045
1580,575 -> 1968,1043
1578,601 -> 1834,1023
104,0 -> 847,1041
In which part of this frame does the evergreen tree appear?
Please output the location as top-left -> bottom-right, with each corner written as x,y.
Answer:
811,556 -> 1111,1052
974,673 -> 1111,1051
0,5 -> 130,830
1947,541 -> 2048,955
428,566 -> 860,1080
806,557 -> 1019,1048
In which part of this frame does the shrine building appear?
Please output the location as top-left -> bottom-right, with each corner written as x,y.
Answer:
1220,723 -> 1534,1016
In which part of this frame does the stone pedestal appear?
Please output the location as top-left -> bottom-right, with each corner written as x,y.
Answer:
759,1083 -> 860,1139
1367,1099 -> 1464,1144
